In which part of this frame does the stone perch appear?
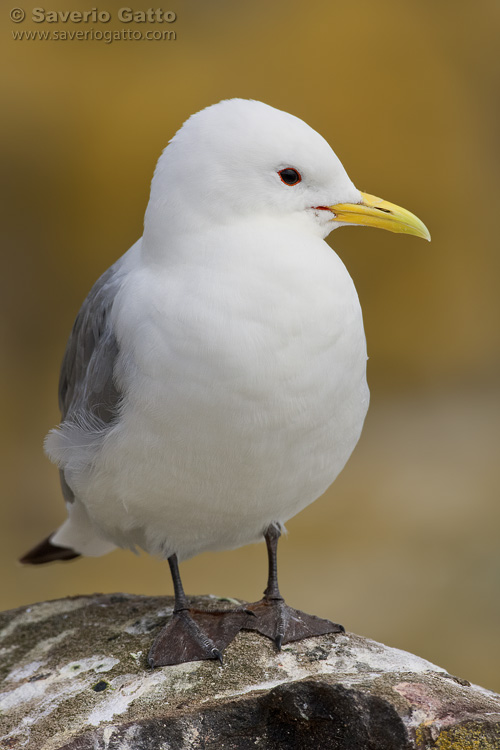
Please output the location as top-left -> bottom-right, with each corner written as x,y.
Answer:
1,594 -> 499,749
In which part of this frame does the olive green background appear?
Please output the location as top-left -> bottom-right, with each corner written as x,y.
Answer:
2,1 -> 499,690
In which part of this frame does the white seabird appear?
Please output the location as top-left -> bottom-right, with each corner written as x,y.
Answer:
21,99 -> 430,666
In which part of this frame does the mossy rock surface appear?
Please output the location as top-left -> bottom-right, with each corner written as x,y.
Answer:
1,593 -> 499,749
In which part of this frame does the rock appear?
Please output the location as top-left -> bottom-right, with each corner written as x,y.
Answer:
0,593 -> 499,749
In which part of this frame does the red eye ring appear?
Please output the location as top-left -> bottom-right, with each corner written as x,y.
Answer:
278,168 -> 301,186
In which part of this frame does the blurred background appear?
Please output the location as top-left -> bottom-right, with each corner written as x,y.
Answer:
2,1 -> 499,691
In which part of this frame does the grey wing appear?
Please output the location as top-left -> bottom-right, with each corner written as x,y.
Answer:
56,259 -> 127,504
58,261 -> 125,426
24,260 -> 125,562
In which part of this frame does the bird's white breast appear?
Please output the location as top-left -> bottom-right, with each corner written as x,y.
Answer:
82,221 -> 369,560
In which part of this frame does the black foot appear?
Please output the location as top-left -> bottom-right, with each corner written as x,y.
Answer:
148,608 -> 251,667
244,598 -> 344,650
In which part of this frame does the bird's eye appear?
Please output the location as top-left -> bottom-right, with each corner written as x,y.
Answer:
278,168 -> 301,186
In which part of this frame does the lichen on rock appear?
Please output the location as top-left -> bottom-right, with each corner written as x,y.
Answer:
1,594 -> 499,749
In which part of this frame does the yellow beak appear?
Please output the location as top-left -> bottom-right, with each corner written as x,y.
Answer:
329,192 -> 430,241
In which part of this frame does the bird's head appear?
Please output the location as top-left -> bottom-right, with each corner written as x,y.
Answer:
145,98 -> 430,243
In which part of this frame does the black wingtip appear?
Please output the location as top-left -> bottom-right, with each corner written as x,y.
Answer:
19,535 -> 81,565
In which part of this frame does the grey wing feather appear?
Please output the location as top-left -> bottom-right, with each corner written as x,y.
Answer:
58,260 -> 126,427
55,260 -> 128,504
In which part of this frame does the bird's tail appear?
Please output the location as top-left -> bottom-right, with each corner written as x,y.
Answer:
20,501 -> 117,565
20,535 -> 81,565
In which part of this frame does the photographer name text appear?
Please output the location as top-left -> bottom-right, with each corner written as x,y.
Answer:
13,7 -> 176,23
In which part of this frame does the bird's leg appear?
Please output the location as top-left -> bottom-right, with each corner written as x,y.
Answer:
262,523 -> 288,649
244,522 -> 345,650
168,552 -> 190,612
148,554 -> 250,668
263,522 -> 283,600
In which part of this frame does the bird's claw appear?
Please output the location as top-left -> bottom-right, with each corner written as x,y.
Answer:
212,648 -> 223,664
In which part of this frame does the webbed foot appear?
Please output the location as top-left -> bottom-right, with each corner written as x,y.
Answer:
148,607 -> 250,667
245,597 -> 344,650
